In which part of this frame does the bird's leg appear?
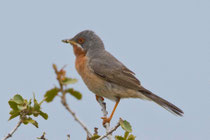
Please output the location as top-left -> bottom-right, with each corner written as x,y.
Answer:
95,95 -> 104,102
101,98 -> 120,125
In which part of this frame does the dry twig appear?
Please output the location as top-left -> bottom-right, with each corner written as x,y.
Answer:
60,93 -> 92,137
2,120 -> 22,140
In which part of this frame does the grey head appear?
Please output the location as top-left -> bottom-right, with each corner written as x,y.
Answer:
62,30 -> 105,52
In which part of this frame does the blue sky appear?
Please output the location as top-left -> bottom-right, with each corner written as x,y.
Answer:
0,0 -> 210,140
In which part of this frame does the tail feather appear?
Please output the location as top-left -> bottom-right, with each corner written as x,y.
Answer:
139,87 -> 184,116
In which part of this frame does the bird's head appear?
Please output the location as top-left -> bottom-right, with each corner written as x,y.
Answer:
62,30 -> 104,53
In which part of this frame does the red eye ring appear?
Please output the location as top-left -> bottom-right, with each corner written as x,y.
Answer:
78,37 -> 85,44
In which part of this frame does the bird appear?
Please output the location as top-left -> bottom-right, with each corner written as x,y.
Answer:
62,30 -> 184,124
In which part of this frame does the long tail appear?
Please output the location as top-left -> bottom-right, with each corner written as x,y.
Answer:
139,87 -> 184,116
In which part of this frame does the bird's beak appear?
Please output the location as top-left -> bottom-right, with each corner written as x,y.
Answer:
62,39 -> 77,46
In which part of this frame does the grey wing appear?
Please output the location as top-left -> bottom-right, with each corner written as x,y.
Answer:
89,51 -> 142,90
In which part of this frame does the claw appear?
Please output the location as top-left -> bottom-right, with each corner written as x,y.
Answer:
101,117 -> 111,125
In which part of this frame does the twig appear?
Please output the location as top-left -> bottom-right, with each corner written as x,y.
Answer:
2,120 -> 22,140
67,134 -> 70,140
96,121 -> 120,140
94,127 -> 99,135
53,64 -> 93,138
61,93 -> 92,137
96,98 -> 112,140
37,132 -> 47,140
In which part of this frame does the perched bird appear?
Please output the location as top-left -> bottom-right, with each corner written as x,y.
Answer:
62,30 -> 183,124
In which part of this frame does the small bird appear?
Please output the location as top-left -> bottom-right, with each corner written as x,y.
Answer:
62,30 -> 183,124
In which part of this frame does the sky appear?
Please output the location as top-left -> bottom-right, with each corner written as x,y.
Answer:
0,0 -> 210,140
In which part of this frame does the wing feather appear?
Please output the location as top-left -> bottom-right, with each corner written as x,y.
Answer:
89,51 -> 141,90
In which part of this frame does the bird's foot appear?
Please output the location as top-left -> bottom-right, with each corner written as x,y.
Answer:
101,116 -> 111,125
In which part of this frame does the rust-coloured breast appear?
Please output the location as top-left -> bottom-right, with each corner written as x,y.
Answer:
73,45 -> 106,94
73,45 -> 87,75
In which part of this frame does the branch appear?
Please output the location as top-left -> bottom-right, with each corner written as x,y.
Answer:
97,121 -> 120,140
2,120 -> 22,140
96,98 -> 113,140
61,93 -> 93,137
52,64 -> 93,138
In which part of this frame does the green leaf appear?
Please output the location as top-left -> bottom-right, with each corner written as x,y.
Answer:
44,88 -> 59,102
17,104 -> 27,111
23,118 -> 38,128
39,111 -> 48,120
115,136 -> 125,140
9,110 -> 15,115
33,111 -> 39,117
28,99 -> 32,105
23,99 -> 28,104
124,131 -> 129,139
13,94 -> 24,104
61,78 -> 78,85
33,97 -> 40,111
120,120 -> 132,133
91,134 -> 100,140
31,120 -> 38,128
8,100 -> 18,111
9,111 -> 20,120
127,134 -> 136,140
66,88 -> 82,100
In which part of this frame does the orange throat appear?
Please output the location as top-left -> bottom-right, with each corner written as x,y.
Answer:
73,45 -> 86,57
73,45 -> 87,75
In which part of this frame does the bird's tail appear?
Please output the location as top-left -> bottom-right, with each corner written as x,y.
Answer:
139,87 -> 184,116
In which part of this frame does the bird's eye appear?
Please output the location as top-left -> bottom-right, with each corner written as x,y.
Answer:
77,37 -> 85,44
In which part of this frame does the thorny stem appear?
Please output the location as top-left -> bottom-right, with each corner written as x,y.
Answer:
2,120 -> 22,140
53,64 -> 93,138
